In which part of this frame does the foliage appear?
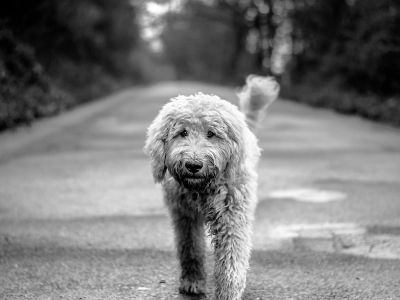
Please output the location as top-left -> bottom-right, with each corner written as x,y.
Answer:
282,83 -> 400,126
1,0 -> 399,129
0,0 -> 141,77
0,30 -> 75,130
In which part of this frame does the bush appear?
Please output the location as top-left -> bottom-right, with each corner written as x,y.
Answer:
0,30 -> 75,130
281,83 -> 400,127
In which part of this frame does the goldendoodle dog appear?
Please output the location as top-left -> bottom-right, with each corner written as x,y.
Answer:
144,76 -> 279,300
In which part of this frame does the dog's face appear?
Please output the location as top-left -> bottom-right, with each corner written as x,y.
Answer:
165,109 -> 236,190
144,94 -> 256,191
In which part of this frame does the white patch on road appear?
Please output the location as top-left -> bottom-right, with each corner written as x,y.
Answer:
268,188 -> 347,203
258,223 -> 400,259
254,222 -> 365,251
342,234 -> 400,260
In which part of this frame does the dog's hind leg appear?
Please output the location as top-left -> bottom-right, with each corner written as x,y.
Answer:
170,207 -> 207,295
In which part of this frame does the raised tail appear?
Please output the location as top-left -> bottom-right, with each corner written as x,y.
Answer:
237,75 -> 280,131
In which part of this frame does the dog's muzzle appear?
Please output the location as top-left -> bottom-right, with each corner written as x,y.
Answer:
169,159 -> 217,191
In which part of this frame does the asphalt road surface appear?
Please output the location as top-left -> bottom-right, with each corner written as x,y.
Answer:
1,82 -> 400,300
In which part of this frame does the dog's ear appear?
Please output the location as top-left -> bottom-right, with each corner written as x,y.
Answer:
144,111 -> 169,182
224,115 -> 240,181
225,139 -> 242,182
224,117 -> 260,182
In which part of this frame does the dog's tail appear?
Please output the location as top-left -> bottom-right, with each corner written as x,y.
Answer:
237,75 -> 280,131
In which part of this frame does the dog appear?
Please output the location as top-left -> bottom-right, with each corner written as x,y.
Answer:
144,76 -> 279,299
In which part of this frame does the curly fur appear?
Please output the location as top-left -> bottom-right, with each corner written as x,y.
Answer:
144,76 -> 279,300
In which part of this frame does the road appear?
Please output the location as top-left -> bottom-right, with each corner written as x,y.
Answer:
1,82 -> 400,299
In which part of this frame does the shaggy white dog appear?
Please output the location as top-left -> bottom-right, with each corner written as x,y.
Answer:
144,76 -> 279,300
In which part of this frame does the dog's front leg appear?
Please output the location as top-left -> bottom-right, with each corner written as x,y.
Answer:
209,191 -> 253,300
170,207 -> 206,295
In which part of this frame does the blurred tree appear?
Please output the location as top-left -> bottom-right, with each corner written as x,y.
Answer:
159,0 -> 283,82
0,0 -> 141,77
161,1 -> 237,82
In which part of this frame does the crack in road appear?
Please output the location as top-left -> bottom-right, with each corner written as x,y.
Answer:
260,222 -> 400,259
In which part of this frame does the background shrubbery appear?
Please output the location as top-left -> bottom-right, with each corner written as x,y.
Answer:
0,30 -> 75,130
281,83 -> 400,126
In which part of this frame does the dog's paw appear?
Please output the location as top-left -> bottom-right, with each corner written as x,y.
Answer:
179,278 -> 206,295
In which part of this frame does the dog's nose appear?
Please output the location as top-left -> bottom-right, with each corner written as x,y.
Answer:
185,162 -> 203,174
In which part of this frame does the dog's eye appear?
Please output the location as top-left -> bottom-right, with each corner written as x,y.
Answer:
207,131 -> 215,138
180,130 -> 188,137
